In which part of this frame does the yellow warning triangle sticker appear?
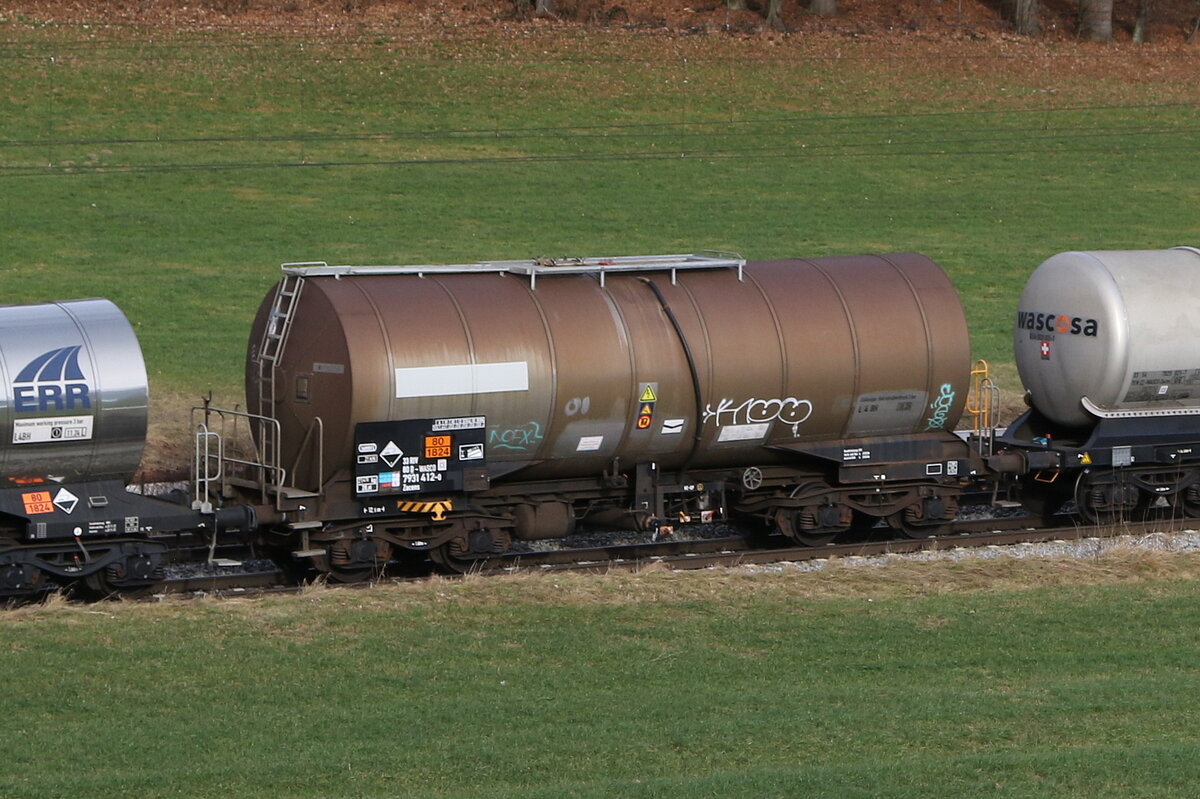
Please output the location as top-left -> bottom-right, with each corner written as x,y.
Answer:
639,404 -> 654,416
639,385 -> 657,403
1080,452 -> 1092,465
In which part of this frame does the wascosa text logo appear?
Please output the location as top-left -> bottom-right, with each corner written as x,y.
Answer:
13,346 -> 92,413
1016,310 -> 1099,337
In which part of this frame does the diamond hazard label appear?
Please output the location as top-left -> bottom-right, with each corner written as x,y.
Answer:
53,487 -> 79,515
380,441 -> 404,468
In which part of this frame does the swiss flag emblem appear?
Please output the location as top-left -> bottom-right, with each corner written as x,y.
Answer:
1040,341 -> 1051,359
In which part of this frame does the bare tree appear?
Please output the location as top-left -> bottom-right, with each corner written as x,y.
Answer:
809,0 -> 836,15
1078,0 -> 1113,41
725,0 -> 746,10
766,0 -> 784,28
534,0 -> 555,17
1132,0 -> 1151,43
1014,0 -> 1040,36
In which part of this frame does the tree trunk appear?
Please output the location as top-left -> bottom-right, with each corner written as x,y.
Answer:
725,0 -> 745,10
534,0 -> 555,18
1014,0 -> 1040,36
809,0 -> 836,16
765,0 -> 784,28
1078,0 -> 1113,41
1132,0 -> 1151,43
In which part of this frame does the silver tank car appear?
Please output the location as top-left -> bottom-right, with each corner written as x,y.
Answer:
247,253 -> 970,490
0,299 -> 147,483
1015,247 -> 1200,427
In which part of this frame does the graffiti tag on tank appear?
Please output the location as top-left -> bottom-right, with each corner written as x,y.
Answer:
564,396 -> 591,416
703,396 -> 814,438
925,384 -> 956,430
488,421 -> 544,451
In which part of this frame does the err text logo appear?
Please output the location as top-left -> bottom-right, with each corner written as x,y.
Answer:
12,346 -> 92,413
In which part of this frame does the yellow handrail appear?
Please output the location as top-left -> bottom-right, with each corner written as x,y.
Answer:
966,359 -> 999,455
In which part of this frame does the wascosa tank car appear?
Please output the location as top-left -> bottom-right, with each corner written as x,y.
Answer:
194,252 -> 981,578
999,247 -> 1200,522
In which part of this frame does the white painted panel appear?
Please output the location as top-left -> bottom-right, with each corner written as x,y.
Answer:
716,422 -> 770,442
395,362 -> 529,399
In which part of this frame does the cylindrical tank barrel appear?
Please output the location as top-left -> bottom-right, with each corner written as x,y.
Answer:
0,299 -> 148,483
1015,247 -> 1200,427
249,254 -> 970,486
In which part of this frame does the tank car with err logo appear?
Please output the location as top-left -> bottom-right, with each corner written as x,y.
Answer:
0,299 -> 252,597
194,251 -> 982,578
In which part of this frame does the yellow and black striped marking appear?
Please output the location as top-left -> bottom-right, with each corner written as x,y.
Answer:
395,499 -> 453,521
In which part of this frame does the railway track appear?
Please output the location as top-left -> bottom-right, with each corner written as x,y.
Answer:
137,509 -> 1199,602
470,514 -> 1176,575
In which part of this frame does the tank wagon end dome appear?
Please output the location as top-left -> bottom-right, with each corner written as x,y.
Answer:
0,299 -> 148,484
1015,247 -> 1200,427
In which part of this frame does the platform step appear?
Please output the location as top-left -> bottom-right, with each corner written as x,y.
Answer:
276,486 -> 321,500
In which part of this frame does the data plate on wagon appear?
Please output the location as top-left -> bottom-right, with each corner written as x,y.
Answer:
353,416 -> 486,498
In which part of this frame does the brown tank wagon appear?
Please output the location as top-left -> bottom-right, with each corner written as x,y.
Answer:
248,253 -> 969,480
200,252 -> 978,576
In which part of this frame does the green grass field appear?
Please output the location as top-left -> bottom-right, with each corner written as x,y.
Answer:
3,16 -> 1200,797
3,22 -> 1199,398
5,552 -> 1200,799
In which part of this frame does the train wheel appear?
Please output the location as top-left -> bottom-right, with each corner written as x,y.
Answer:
773,508 -> 837,547
0,563 -> 45,600
327,565 -> 376,584
427,545 -> 480,574
82,571 -> 163,600
887,512 -> 948,539
1074,471 -> 1143,525
429,526 -> 511,574
888,496 -> 954,539
1171,478 -> 1200,518
0,559 -> 45,597
324,539 -> 392,584
772,483 -> 852,546
80,554 -> 165,599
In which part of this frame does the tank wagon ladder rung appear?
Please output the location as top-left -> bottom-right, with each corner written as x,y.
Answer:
967,359 -> 1000,456
256,272 -> 305,473
259,271 -> 304,369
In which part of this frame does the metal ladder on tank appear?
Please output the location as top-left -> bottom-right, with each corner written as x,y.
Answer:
253,273 -> 305,486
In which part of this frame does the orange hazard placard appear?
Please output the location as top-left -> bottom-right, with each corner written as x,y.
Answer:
22,491 -> 54,515
424,435 -> 452,459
